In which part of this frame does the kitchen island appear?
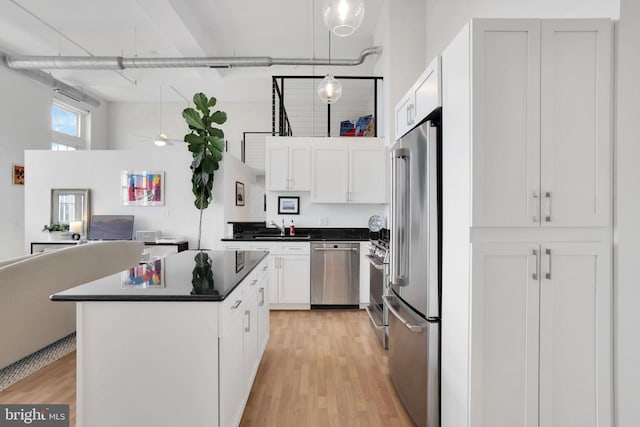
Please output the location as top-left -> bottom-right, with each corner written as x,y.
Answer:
51,250 -> 270,427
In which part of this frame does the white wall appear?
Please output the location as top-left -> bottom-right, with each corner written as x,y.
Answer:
265,191 -> 386,230
223,155 -> 264,223
614,1 -> 640,425
424,0 -> 620,64
24,149 -> 228,252
373,0 -> 427,145
0,63 -> 110,259
108,100 -> 271,159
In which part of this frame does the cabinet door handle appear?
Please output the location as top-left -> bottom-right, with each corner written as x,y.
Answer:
231,300 -> 242,310
244,310 -> 251,332
259,288 -> 265,307
545,248 -> 552,279
250,279 -> 258,287
545,191 -> 552,222
406,105 -> 411,126
532,191 -> 539,223
532,249 -> 539,280
262,265 -> 268,271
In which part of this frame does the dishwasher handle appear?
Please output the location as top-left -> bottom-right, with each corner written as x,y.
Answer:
314,247 -> 358,252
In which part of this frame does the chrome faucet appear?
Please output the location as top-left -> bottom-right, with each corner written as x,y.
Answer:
269,219 -> 286,236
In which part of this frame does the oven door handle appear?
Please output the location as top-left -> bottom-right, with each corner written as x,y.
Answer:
365,305 -> 386,330
382,295 -> 424,333
365,255 -> 386,270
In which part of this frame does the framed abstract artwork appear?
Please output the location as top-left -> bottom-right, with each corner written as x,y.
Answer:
121,171 -> 165,206
12,164 -> 24,185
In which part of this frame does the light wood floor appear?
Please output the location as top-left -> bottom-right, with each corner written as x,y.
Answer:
0,310 -> 413,427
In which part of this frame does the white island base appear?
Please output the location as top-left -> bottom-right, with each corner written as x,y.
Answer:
58,252 -> 270,427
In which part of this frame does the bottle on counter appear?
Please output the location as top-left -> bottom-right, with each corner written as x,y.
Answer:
289,220 -> 295,236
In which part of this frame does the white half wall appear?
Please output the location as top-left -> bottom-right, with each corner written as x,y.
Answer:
614,1 -> 640,426
0,62 -> 109,259
108,100 -> 271,159
24,149 -> 228,253
424,0 -> 620,64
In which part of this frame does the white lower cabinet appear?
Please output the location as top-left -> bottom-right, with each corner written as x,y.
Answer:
219,293 -> 246,427
218,258 -> 271,427
257,272 -> 270,354
277,255 -> 311,304
470,241 -> 612,427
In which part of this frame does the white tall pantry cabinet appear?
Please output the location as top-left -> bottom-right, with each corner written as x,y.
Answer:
441,19 -> 613,427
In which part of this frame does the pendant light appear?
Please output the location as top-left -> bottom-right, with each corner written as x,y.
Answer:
318,31 -> 343,104
322,0 -> 365,37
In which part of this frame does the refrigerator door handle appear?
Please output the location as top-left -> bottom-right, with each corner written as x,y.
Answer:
390,148 -> 410,287
383,295 -> 424,333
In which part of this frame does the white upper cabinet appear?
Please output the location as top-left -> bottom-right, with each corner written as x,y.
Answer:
471,19 -> 611,227
310,145 -> 349,203
349,146 -> 388,203
395,56 -> 442,140
539,20 -> 612,227
471,19 -> 541,227
311,139 -> 387,204
265,138 -> 311,191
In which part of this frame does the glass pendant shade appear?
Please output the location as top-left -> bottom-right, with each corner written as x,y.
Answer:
318,74 -> 343,104
153,133 -> 168,147
322,0 -> 365,37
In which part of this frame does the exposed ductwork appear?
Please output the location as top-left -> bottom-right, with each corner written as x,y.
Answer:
1,51 -> 101,107
4,46 -> 382,70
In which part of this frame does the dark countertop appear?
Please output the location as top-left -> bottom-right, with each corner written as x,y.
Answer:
50,250 -> 268,302
221,226 -> 370,242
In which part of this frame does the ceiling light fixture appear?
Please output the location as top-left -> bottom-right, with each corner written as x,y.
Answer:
322,0 -> 365,37
318,31 -> 343,104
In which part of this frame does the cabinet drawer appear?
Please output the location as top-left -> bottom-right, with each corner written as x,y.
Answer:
281,243 -> 310,254
219,283 -> 246,336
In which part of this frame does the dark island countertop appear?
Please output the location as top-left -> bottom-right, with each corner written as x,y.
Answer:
51,250 -> 268,302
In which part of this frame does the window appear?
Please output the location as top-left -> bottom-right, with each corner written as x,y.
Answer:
51,101 -> 88,150
51,142 -> 76,151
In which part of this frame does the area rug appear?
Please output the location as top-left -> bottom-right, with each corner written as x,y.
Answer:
0,333 -> 76,392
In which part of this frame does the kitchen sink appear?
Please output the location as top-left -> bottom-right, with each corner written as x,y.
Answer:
253,235 -> 311,240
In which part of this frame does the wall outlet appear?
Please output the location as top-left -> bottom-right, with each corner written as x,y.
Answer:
319,216 -> 329,226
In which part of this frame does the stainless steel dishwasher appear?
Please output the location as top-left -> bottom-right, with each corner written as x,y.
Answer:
310,242 -> 360,307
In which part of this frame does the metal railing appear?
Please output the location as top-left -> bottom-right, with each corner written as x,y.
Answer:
272,75 -> 382,137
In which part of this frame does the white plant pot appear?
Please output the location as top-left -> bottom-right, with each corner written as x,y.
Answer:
47,231 -> 63,241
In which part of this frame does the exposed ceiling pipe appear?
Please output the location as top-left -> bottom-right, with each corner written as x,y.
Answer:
4,46 -> 382,70
1,52 -> 101,107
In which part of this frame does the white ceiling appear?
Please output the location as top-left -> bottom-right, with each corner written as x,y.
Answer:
0,0 -> 382,103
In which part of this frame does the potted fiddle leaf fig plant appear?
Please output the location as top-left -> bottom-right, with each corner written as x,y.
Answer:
182,93 -> 227,250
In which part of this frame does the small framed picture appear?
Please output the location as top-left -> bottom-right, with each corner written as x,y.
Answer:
236,181 -> 245,206
278,196 -> 300,215
121,258 -> 164,288
121,171 -> 165,206
12,164 -> 24,185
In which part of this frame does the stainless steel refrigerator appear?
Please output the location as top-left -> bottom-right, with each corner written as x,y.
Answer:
385,116 -> 440,427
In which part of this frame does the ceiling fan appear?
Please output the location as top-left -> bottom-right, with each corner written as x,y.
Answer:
138,86 -> 182,147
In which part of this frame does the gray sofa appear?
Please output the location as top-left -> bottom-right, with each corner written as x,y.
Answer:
0,241 -> 144,369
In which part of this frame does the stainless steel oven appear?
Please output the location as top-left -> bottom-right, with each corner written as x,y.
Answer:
365,235 -> 389,349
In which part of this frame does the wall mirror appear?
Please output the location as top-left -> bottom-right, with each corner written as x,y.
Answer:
51,189 -> 91,236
